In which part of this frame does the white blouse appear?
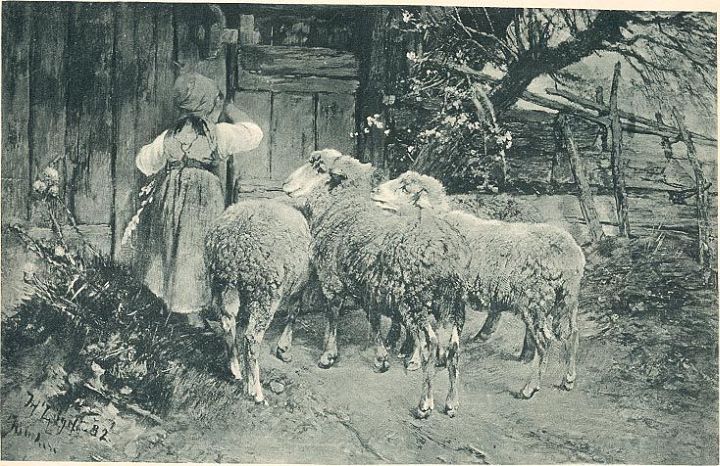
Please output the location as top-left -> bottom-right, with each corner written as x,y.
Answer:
135,121 -> 264,176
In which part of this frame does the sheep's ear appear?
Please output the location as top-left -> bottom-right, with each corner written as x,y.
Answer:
328,167 -> 347,190
411,188 -> 432,209
329,166 -> 347,179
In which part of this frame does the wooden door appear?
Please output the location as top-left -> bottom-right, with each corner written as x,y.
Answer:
230,17 -> 359,200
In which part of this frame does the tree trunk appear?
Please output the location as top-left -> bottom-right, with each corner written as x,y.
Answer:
490,11 -> 630,114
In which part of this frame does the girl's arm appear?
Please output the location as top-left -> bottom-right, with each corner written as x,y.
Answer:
135,130 -> 168,176
215,103 -> 264,158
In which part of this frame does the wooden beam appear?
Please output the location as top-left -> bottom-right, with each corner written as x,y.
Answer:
672,107 -> 712,269
592,86 -> 608,151
655,112 -> 674,162
545,87 -> 717,147
609,62 -> 630,237
556,114 -> 604,242
240,45 -> 358,79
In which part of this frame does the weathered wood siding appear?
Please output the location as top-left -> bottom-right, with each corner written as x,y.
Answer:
233,34 -> 359,198
1,3 -> 226,258
1,3 -> 32,225
501,109 -> 718,241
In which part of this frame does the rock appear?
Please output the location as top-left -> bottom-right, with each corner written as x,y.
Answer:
269,381 -> 285,394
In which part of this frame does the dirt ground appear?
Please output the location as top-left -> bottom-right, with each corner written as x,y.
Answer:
2,292 -> 718,464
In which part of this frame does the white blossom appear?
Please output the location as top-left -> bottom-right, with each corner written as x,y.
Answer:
33,179 -> 47,194
43,166 -> 60,184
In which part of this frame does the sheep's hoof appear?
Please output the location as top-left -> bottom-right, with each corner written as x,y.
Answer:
254,397 -> 268,406
444,404 -> 457,418
519,351 -> 535,364
373,358 -> 390,373
473,331 -> 492,342
561,374 -> 575,391
230,360 -> 243,380
318,353 -> 337,369
519,385 -> 540,400
275,346 -> 292,363
405,358 -> 422,372
413,406 -> 433,420
435,354 -> 447,368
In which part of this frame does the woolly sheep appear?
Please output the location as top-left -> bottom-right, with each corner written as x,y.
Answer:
204,197 -> 312,404
371,171 -> 585,399
283,149 -> 471,418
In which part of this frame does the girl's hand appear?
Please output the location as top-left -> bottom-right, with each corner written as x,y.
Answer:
223,102 -> 254,125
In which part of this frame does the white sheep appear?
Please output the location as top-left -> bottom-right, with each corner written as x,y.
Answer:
371,171 -> 585,399
283,150 -> 472,418
204,197 -> 312,404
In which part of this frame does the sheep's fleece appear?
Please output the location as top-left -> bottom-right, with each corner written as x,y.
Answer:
299,153 -> 470,319
374,171 -> 585,344
204,198 -> 312,303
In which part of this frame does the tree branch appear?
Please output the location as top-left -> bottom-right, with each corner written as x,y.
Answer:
490,10 -> 633,114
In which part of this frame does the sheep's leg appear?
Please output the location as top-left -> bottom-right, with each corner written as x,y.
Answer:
473,309 -> 501,341
219,288 -> 242,380
414,322 -> 439,419
444,323 -> 461,417
275,304 -> 299,363
519,327 -> 537,363
561,328 -> 579,391
519,339 -> 548,400
385,315 -> 403,352
404,304 -> 433,372
244,298 -> 278,405
319,298 -> 342,369
435,319 -> 453,368
370,311 -> 390,373
404,339 -> 422,372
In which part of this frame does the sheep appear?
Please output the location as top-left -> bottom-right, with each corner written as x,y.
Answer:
204,197 -> 312,404
371,171 -> 585,399
283,149 -> 472,418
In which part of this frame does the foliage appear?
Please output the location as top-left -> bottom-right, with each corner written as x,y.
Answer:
373,7 -> 716,191
3,175 -> 220,418
582,233 -> 718,399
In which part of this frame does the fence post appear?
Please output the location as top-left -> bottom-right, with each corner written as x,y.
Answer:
593,86 -> 609,151
609,62 -> 630,237
671,107 -> 711,269
655,112 -> 674,162
555,114 -> 604,243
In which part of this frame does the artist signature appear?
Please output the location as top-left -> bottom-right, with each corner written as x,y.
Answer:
1,390 -> 116,452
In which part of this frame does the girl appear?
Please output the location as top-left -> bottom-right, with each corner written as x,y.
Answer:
134,71 -> 263,324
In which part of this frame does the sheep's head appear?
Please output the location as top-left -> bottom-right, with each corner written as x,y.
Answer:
371,171 -> 451,213
283,149 -> 374,198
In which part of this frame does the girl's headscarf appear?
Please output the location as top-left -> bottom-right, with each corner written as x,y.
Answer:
172,72 -> 222,117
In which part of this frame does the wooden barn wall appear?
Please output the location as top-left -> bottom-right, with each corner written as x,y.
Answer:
0,2 -> 224,256
2,2 -> 716,249
494,109 -> 718,242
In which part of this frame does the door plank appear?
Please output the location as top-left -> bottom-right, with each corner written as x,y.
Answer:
231,91 -> 272,196
317,93 -> 356,156
270,93 -> 315,181
64,3 -> 115,224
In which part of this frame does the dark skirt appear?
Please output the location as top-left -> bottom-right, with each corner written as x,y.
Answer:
138,166 -> 224,314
